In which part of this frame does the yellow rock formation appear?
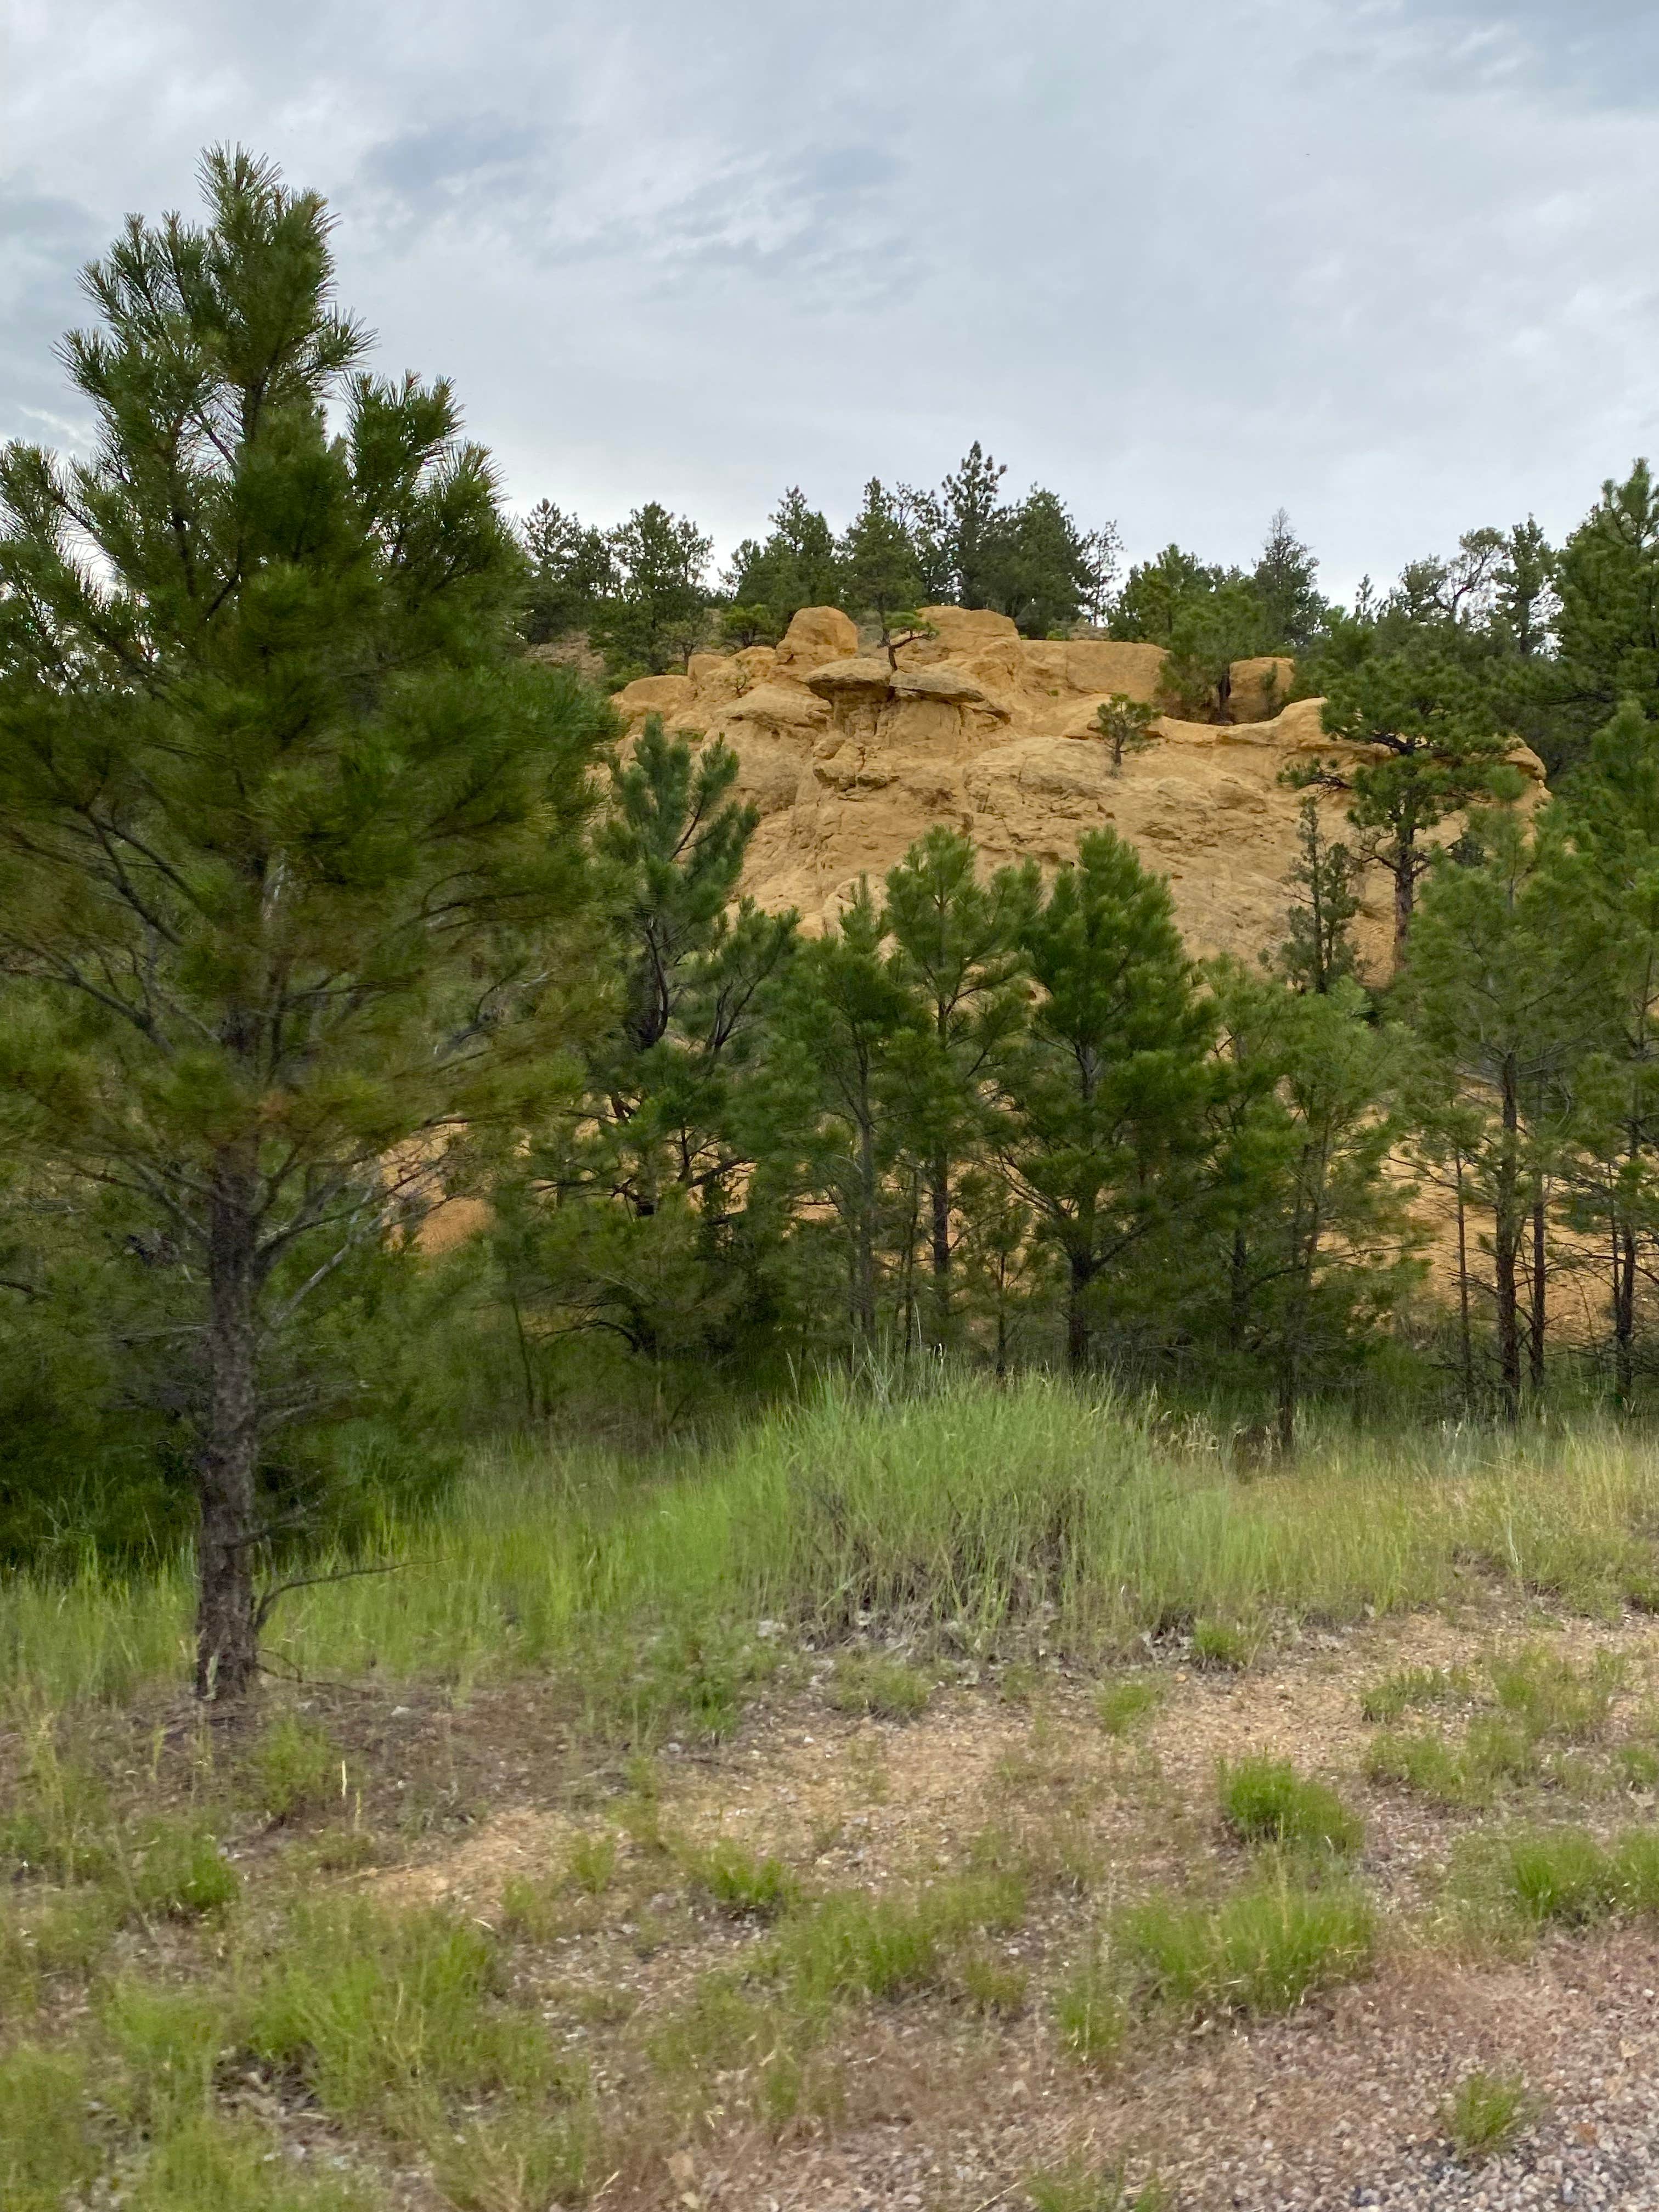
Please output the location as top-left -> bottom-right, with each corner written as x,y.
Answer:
610,607 -> 1546,977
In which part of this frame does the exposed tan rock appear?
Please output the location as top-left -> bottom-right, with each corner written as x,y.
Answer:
606,606 -> 1540,978
610,672 -> 695,719
771,605 -> 859,678
1228,655 -> 1296,725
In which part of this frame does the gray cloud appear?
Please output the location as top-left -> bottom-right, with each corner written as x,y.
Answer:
6,0 -> 1659,595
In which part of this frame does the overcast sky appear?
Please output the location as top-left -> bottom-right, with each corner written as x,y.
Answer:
4,1 -> 1657,597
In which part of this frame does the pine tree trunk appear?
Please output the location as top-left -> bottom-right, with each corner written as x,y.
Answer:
1228,1229 -> 1249,1353
929,1153 -> 951,1339
1454,1156 -> 1474,1411
853,1114 -> 878,1340
1391,842 -> 1416,967
196,1144 -> 261,1700
1065,1249 -> 1096,1378
1494,1058 -> 1522,1421
1615,1217 -> 1637,1406
1528,1190 -> 1547,1396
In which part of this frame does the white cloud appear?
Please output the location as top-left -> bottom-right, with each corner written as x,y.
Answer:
4,0 -> 1658,595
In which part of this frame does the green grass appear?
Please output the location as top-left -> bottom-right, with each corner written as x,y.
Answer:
1115,1876 -> 1375,2018
1218,1756 -> 1363,1857
1053,1959 -> 1127,2067
247,1901 -> 557,2129
1440,2068 -> 1538,2163
682,1838 -> 798,1921
1489,1646 -> 1623,1741
0,2045 -> 99,2212
1359,1663 -> 1475,1723
1190,1618 -> 1254,1671
242,1715 -> 343,1824
425,2098 -> 603,2212
127,2114 -> 375,2211
13,1379 -> 1659,1708
1457,1824 -> 1659,1932
1096,1677 -> 1163,1735
766,1875 -> 1026,2006
1026,2160 -> 1169,2212
826,1652 -> 933,1719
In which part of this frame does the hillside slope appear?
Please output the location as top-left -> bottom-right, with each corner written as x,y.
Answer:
606,606 -> 1546,972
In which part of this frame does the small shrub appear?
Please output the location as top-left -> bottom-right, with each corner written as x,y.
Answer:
685,1840 -> 798,1921
1359,1664 -> 1474,1723
0,2045 -> 99,2212
1117,1877 -> 1374,2019
1190,1620 -> 1252,1672
127,1817 -> 239,1919
1053,1960 -> 1126,2067
243,1714 -> 341,1824
1218,1757 -> 1362,1857
1440,2067 -> 1537,2163
1490,1647 -> 1623,1743
827,1654 -> 932,1721
1095,1678 -> 1162,1736
955,1946 -> 1028,2015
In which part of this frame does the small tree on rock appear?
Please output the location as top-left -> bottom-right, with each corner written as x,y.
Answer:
1093,693 -> 1160,774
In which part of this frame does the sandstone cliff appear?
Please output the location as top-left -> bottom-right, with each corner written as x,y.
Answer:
607,607 -> 1546,976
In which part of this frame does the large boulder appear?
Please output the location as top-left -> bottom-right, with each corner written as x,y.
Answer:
773,606 -> 859,678
1228,656 -> 1296,725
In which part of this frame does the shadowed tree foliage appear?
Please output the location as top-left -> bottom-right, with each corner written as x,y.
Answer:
996,832 -> 1215,1374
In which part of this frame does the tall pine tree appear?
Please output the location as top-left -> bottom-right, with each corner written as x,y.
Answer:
0,150 -> 605,1694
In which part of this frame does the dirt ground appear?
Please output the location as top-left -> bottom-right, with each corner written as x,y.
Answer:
21,1596 -> 1659,2209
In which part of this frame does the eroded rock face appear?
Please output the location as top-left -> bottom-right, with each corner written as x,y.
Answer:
608,607 -> 1543,975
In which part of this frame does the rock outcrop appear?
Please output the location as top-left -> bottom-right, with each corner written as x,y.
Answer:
610,607 -> 1545,977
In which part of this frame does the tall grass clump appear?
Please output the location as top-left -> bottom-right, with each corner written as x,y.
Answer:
8,1372 -> 1659,1705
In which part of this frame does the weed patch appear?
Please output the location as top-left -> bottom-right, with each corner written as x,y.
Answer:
683,1839 -> 798,1921
426,2096 -> 604,2211
1095,1678 -> 1162,1735
1190,1619 -> 1254,1671
827,1652 -> 933,1720
1116,1877 -> 1374,2018
1053,1959 -> 1127,2068
768,1875 -> 1025,2005
128,2113 -> 373,2210
1359,1664 -> 1474,1723
126,1816 -> 239,1919
1218,1756 -> 1362,1857
1440,2068 -> 1538,2163
248,1901 -> 556,2129
243,1715 -> 342,1824
0,2045 -> 99,2212
1026,2160 -> 1169,2212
